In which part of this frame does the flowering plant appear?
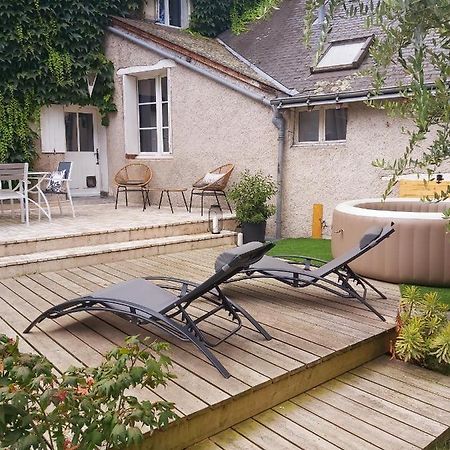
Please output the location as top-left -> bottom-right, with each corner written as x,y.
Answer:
0,335 -> 177,449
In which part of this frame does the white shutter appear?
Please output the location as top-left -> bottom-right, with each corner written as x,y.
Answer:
123,75 -> 139,155
40,105 -> 66,153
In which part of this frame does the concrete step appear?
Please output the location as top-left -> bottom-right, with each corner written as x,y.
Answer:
0,231 -> 236,279
0,218 -> 236,258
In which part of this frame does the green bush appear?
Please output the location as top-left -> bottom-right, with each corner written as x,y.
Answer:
0,335 -> 177,449
395,287 -> 450,374
228,170 -> 277,224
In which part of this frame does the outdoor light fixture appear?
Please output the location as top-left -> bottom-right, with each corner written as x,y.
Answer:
436,174 -> 443,184
208,204 -> 223,234
86,71 -> 98,97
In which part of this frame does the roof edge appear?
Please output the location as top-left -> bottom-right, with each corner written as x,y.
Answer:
271,84 -> 438,108
110,17 -> 279,95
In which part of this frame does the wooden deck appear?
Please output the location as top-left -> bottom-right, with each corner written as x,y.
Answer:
0,246 -> 401,449
190,356 -> 450,450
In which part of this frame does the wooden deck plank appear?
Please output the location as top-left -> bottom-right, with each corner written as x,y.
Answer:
308,384 -> 437,447
372,356 -> 450,388
208,429 -> 263,450
254,408 -> 341,450
364,357 -> 450,399
290,393 -> 419,450
186,439 -> 223,450
351,366 -> 450,412
327,373 -> 449,430
233,418 -> 303,449
273,400 -> 380,450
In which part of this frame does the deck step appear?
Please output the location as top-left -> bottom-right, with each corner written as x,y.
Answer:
0,217 -> 236,257
0,231 -> 236,279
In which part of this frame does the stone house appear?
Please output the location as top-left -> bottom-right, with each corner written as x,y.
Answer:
35,0 -> 446,237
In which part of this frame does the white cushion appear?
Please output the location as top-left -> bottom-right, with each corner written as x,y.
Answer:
203,172 -> 224,184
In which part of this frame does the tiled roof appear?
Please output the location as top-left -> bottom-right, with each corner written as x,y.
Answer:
219,0 -> 438,98
111,17 -> 280,93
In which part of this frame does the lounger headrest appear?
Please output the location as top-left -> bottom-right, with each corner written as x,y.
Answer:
359,225 -> 383,249
215,241 -> 270,273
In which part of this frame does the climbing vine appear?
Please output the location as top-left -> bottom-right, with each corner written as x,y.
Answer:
0,0 -> 143,164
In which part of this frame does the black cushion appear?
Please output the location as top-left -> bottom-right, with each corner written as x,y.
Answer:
359,226 -> 383,249
215,242 -> 266,272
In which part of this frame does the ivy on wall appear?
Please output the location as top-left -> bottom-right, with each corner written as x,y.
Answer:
0,0 -> 142,164
0,0 -> 275,164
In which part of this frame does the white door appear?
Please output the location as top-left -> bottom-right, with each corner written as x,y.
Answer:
63,108 -> 101,197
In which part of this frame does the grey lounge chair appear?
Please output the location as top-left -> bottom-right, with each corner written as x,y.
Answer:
218,224 -> 395,321
24,241 -> 274,378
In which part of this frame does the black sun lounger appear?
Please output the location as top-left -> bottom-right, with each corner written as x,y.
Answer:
24,241 -> 275,378
218,224 -> 395,321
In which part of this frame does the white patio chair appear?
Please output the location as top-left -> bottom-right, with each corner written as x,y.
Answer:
0,163 -> 30,225
43,161 -> 75,218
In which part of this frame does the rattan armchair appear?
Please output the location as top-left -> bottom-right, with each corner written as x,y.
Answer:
114,163 -> 152,209
189,164 -> 234,215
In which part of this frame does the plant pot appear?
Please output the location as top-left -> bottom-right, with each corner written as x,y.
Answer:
242,221 -> 266,244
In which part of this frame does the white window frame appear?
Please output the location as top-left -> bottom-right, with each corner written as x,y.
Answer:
295,106 -> 348,145
137,73 -> 171,156
157,0 -> 190,28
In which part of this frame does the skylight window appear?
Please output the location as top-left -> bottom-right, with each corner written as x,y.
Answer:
312,36 -> 374,73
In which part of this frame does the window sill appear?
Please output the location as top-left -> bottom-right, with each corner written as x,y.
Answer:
135,153 -> 174,161
292,140 -> 347,148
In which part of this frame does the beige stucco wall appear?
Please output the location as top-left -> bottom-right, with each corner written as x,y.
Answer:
104,32 -> 279,232
281,103 -> 450,237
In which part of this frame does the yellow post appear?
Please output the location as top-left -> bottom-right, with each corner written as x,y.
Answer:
312,203 -> 323,239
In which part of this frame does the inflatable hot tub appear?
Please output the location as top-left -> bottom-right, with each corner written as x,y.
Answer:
332,198 -> 450,286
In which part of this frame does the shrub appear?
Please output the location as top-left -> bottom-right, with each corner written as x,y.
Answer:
395,286 -> 450,374
0,335 -> 177,449
228,170 -> 277,224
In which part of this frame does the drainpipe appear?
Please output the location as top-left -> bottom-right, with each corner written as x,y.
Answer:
272,106 -> 286,240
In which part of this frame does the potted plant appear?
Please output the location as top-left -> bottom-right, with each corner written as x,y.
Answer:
228,170 -> 277,243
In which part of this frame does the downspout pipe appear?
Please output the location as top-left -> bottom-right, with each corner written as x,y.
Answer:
108,26 -> 272,107
272,106 -> 286,240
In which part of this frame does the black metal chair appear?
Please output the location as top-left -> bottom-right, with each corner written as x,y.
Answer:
24,241 -> 274,378
219,224 -> 395,321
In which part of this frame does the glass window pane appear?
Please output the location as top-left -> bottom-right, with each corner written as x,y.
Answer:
138,79 -> 156,103
161,77 -> 168,101
140,129 -> 158,152
65,113 -> 78,152
163,129 -> 169,153
78,113 -> 94,152
169,0 -> 181,27
162,103 -> 168,126
298,110 -> 319,142
158,0 -> 166,23
325,109 -> 347,141
139,105 -> 157,128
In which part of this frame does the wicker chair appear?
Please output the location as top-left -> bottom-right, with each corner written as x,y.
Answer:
114,163 -> 152,209
189,164 -> 234,215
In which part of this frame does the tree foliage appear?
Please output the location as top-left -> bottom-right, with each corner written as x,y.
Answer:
0,335 -> 177,450
304,0 -> 450,203
0,0 -> 142,164
190,0 -> 280,36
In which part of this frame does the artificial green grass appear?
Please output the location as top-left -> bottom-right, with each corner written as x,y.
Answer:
268,237 -> 332,262
271,237 -> 450,308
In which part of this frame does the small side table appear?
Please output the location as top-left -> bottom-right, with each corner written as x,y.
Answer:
145,188 -> 189,214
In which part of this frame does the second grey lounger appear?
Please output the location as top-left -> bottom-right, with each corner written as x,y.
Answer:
218,224 -> 395,321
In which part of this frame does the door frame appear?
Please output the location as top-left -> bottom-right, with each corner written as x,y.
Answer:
63,105 -> 109,197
